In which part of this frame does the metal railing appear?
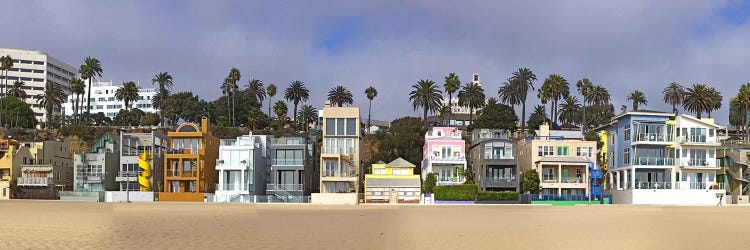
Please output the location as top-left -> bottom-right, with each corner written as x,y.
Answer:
220,184 -> 243,192
266,184 -> 303,191
485,176 -> 516,182
18,177 -> 50,186
635,133 -> 673,143
561,177 -> 585,183
484,154 -> 514,160
635,157 -> 674,166
323,168 -> 357,177
428,155 -> 466,162
679,135 -> 719,144
272,159 -> 304,165
118,171 -> 142,177
634,182 -> 672,189
680,158 -> 719,168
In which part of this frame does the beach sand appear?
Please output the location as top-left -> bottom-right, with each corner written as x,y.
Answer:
1,201 -> 749,250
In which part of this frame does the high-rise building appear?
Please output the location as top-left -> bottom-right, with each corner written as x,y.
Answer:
62,81 -> 158,119
0,48 -> 77,123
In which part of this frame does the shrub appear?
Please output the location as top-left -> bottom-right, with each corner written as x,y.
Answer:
423,173 -> 437,194
477,191 -> 519,201
521,169 -> 541,194
434,184 -> 478,201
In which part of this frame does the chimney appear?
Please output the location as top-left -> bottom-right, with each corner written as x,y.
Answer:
201,117 -> 209,133
324,100 -> 331,107
540,122 -> 550,137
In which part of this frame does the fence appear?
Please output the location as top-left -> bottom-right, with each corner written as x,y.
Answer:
214,194 -> 311,203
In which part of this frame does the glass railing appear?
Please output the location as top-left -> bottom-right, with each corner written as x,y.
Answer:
428,155 -> 466,162
220,184 -> 243,191
635,133 -> 673,143
680,135 -> 717,143
485,176 -> 516,182
484,154 -> 514,160
635,157 -> 674,166
273,159 -> 304,165
267,184 -> 303,191
323,168 -> 357,177
560,177 -> 585,183
680,158 -> 718,168
322,147 -> 356,155
634,182 -> 672,189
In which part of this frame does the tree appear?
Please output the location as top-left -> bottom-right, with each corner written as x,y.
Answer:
247,106 -> 262,131
8,80 -> 27,99
375,117 -> 426,172
586,104 -> 616,129
220,77 -> 233,125
683,83 -> 717,119
273,100 -> 289,129
588,85 -> 611,107
508,68 -> 536,133
0,97 -> 36,128
423,173 -> 437,194
227,68 -> 241,126
80,112 -> 111,126
140,113 -> 161,126
706,87 -> 722,118
115,81 -> 139,110
160,92 -> 210,124
627,90 -> 647,111
498,81 -> 521,114
443,73 -> 460,123
246,78 -> 266,109
471,98 -> 517,131
70,77 -> 85,123
327,85 -> 354,107
731,83 -> 750,141
409,79 -> 443,125
284,80 -> 309,122
365,86 -> 378,133
541,74 -> 570,122
152,72 -> 173,125
576,78 -> 594,130
266,84 -> 277,116
298,105 -> 318,132
558,95 -> 582,125
0,55 -> 13,96
37,82 -> 66,128
521,169 -> 541,194
457,82 -> 486,123
527,105 -> 550,131
662,82 -> 685,114
79,56 -> 103,114
112,108 -> 145,126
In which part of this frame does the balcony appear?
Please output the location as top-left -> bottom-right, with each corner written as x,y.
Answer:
166,170 -> 197,178
560,177 -> 585,183
633,133 -> 673,144
634,157 -> 674,166
428,155 -> 466,163
273,159 -> 304,166
679,135 -> 719,144
680,158 -> 719,168
17,177 -> 50,187
634,182 -> 672,189
483,154 -> 514,160
483,176 -> 517,188
322,147 -> 357,155
323,167 -> 357,178
266,184 -> 303,191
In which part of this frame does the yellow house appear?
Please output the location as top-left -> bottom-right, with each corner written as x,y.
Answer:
0,139 -> 29,199
159,117 -> 219,202
364,158 -> 421,204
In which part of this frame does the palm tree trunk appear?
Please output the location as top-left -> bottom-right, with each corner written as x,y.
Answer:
521,100 -> 527,133
268,98 -> 272,116
423,107 -> 428,127
226,93 -> 230,124
367,99 -> 372,133
293,102 -> 298,122
469,107 -> 474,127
447,93 -> 452,126
86,78 -> 92,114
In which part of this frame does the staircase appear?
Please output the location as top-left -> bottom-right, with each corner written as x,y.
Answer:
589,162 -> 604,203
718,148 -> 750,204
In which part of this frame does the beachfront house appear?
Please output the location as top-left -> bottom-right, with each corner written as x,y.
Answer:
421,127 -> 467,186
600,111 -> 724,205
0,139 -> 29,199
73,133 -> 120,193
160,117 -> 219,202
517,124 -> 595,196
267,136 -> 317,202
16,140 -> 73,199
470,129 -> 518,192
215,133 -> 269,202
364,158 -> 421,204
312,101 -> 361,204
114,130 -> 166,202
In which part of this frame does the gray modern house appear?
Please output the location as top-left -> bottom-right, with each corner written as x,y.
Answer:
73,133 -> 120,192
266,136 -> 318,200
470,129 -> 519,192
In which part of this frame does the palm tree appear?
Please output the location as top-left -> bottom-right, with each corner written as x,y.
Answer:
246,79 -> 266,108
115,81 -> 139,110
734,83 -> 750,141
508,68 -> 536,133
79,56 -> 103,114
627,90 -> 647,111
444,73 -> 460,121
8,80 -> 27,99
37,82 -> 66,128
498,81 -> 521,108
298,105 -> 318,132
220,77 -> 233,123
457,82 -> 486,123
227,68 -> 241,126
266,84 -> 277,116
152,72 -> 173,125
409,79 -> 443,125
683,84 -> 714,119
365,86 -> 378,132
589,85 -> 611,105
576,78 -> 594,130
273,100 -> 289,129
327,85 -> 354,107
284,81 -> 309,121
706,87 -> 722,118
541,74 -> 569,122
662,82 -> 685,114
247,107 -> 261,131
70,77 -> 85,123
0,55 -> 13,96
558,95 -> 582,125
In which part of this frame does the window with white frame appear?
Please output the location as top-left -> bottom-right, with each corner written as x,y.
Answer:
624,148 -> 630,165
392,169 -> 409,175
576,147 -> 593,157
537,145 -> 554,156
624,125 -> 631,141
373,168 -> 386,175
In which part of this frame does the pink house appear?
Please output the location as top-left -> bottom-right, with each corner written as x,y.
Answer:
421,127 -> 467,185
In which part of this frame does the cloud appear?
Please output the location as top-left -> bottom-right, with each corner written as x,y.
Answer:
0,0 -> 745,123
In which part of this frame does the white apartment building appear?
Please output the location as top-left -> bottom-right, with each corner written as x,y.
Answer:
215,133 -> 270,202
440,73 -> 482,115
0,48 -> 76,123
63,81 -> 158,119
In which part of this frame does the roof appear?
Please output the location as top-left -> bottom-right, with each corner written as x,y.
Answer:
387,157 -> 416,168
536,156 -> 591,164
534,130 -> 584,139
375,160 -> 386,164
611,110 -> 675,121
21,166 -> 53,172
677,114 -> 720,128
366,178 -> 421,188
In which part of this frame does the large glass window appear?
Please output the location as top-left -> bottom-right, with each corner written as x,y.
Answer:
624,125 -> 631,141
275,149 -> 303,165
346,118 -> 356,135
624,148 -> 630,165
325,118 -> 335,135
224,170 -> 241,191
336,119 -> 345,135
325,161 -> 337,176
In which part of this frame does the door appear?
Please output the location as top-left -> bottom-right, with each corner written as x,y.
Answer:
390,189 -> 398,204
561,168 -> 569,182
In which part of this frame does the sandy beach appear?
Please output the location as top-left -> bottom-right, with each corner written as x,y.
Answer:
1,201 -> 749,250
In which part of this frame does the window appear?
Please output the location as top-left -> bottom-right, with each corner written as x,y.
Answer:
108,97 -> 115,101
325,118 -> 335,135
346,118 -> 356,135
576,169 -> 582,178
325,161 -> 337,176
538,146 -> 554,156
473,74 -> 479,82
709,129 -> 715,137
373,168 -> 386,175
576,147 -> 593,157
624,148 -> 630,165
623,125 -> 631,141
392,169 -> 409,175
556,146 -> 569,156
336,119 -> 345,135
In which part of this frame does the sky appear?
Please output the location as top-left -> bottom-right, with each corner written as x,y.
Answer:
2,0 -> 750,124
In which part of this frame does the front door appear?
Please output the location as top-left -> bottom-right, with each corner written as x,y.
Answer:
390,189 -> 398,204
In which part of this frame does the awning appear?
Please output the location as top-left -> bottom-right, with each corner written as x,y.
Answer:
365,178 -> 421,188
536,156 -> 590,164
21,166 -> 53,172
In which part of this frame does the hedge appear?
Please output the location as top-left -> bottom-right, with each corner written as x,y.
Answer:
434,184 -> 478,201
477,191 -> 519,201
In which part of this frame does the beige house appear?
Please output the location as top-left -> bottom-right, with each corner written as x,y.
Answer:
517,124 -> 596,196
313,101 -> 361,204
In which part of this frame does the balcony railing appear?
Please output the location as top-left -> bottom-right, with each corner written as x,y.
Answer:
679,135 -> 719,144
680,158 -> 719,168
428,155 -> 466,162
165,170 -> 197,177
267,184 -> 303,191
322,147 -> 356,155
17,177 -> 50,186
118,171 -> 142,177
634,157 -> 674,166
323,168 -> 357,177
273,159 -> 304,165
635,133 -> 673,143
561,177 -> 585,183
220,183 -> 243,192
484,154 -> 514,160
485,176 -> 516,182
634,182 -> 672,189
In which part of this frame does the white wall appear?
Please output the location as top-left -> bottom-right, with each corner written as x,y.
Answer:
311,193 -> 358,204
612,189 -> 724,205
105,191 -> 154,202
